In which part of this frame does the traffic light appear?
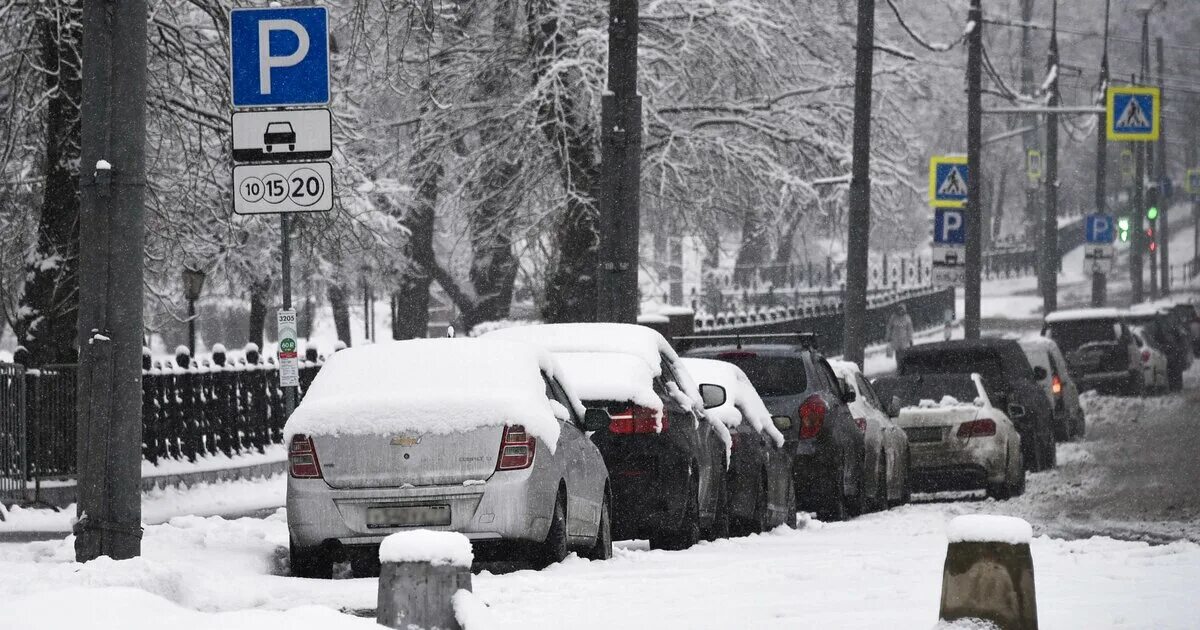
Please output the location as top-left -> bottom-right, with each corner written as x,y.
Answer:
1147,205 -> 1159,221
1117,216 -> 1131,242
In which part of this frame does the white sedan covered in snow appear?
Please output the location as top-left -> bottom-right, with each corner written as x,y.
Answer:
872,372 -> 1024,500
283,338 -> 612,577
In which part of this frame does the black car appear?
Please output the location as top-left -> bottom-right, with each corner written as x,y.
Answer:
1167,303 -> 1200,356
1043,308 -> 1143,396
896,339 -> 1056,472
487,323 -> 729,550
1126,306 -> 1193,392
681,333 -> 865,522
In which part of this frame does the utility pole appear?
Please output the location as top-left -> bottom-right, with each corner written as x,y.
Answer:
1142,16 -> 1158,301
281,215 -> 296,418
1042,0 -> 1060,314
1019,0 -> 1041,275
75,0 -> 148,562
1156,36 -> 1169,296
965,0 -> 983,340
842,0 -> 876,368
1092,0 -> 1111,307
1132,73 -> 1146,304
596,0 -> 642,323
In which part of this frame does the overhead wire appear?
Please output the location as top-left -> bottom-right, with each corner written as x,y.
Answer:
881,0 -> 969,53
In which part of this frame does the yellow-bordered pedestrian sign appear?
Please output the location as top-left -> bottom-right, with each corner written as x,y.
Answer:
1026,149 -> 1043,180
929,155 -> 968,208
1107,85 -> 1160,141
1186,169 -> 1200,195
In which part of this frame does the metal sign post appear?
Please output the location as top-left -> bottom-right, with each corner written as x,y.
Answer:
230,6 -> 333,418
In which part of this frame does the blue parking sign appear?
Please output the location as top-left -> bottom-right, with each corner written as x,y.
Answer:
230,7 -> 329,107
1085,214 -> 1114,244
934,209 -> 966,245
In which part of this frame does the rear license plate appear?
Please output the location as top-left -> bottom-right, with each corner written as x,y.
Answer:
904,427 -> 944,443
366,504 -> 451,529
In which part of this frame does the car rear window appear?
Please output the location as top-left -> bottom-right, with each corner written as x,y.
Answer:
899,350 -> 1005,385
874,376 -> 980,407
710,353 -> 807,396
1046,320 -> 1121,353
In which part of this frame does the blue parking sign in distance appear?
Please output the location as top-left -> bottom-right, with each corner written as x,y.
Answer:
1085,214 -> 1114,244
934,209 -> 966,245
231,7 -> 329,108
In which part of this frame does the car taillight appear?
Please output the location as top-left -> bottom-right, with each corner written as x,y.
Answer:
798,395 -> 827,440
854,417 -> 867,433
729,432 -> 739,451
609,405 -> 666,434
1141,350 -> 1151,363
1051,373 -> 1063,395
497,424 -> 536,470
957,418 -> 997,439
289,434 -> 323,479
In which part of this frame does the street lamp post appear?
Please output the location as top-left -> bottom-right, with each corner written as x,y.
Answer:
182,267 -> 207,355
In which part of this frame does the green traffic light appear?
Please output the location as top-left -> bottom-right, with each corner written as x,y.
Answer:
1117,216 -> 1130,230
1147,206 -> 1159,221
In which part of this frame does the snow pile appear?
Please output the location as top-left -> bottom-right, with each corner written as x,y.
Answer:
378,530 -> 473,567
555,351 -> 661,409
932,619 -> 1000,630
680,357 -> 783,447
916,396 -> 974,409
1078,389 -> 1185,428
946,515 -> 1032,545
453,589 -> 498,630
285,338 -> 582,450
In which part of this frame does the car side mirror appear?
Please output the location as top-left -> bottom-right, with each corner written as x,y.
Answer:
582,408 -> 612,432
1008,404 -> 1027,419
699,383 -> 727,409
887,395 -> 902,418
1032,366 -> 1048,381
772,415 -> 793,432
841,388 -> 857,404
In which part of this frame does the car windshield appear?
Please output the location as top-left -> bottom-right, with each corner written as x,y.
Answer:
900,349 -> 1005,385
706,353 -> 807,397
873,376 -> 980,408
1046,320 -> 1121,353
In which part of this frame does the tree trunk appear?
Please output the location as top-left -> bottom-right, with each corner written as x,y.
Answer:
14,8 -> 82,366
733,207 -> 769,288
530,0 -> 600,323
248,278 -> 270,349
328,283 -> 352,346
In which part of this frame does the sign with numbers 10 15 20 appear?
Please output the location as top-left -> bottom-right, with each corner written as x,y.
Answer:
233,161 -> 333,214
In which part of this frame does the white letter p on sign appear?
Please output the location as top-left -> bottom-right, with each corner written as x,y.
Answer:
258,19 -> 309,95
942,211 -> 963,243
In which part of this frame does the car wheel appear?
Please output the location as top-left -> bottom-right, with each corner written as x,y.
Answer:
1074,411 -> 1087,439
817,453 -> 850,521
871,451 -> 889,512
1169,367 -> 1184,392
896,452 -> 912,506
1021,432 -> 1040,472
290,539 -> 332,579
349,548 -> 380,578
752,474 -> 771,533
651,474 -> 701,551
846,452 -> 867,518
785,479 -> 798,528
581,491 -> 613,561
705,473 -> 730,541
539,490 -> 569,567
1125,371 -> 1146,397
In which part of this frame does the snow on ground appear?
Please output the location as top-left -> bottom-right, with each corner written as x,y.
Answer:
142,444 -> 286,477
3,502 -> 1198,629
0,474 -> 285,533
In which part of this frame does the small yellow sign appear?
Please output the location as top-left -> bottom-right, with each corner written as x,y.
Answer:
929,155 -> 969,208
1026,149 -> 1043,180
1106,85 -> 1160,142
1186,169 -> 1200,195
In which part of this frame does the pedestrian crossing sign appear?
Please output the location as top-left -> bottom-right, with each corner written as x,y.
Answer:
929,155 -> 968,208
1187,169 -> 1200,195
1107,86 -> 1160,141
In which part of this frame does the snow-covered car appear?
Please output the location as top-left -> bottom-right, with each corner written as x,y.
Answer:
1018,336 -> 1085,441
1043,308 -> 1143,396
486,323 -> 729,550
872,373 -> 1025,500
1131,327 -> 1170,393
681,357 -> 796,534
284,338 -> 612,578
829,360 -> 911,510
681,334 -> 866,522
1126,305 -> 1193,392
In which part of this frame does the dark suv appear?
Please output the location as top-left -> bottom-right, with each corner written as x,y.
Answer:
896,339 -> 1056,472
1042,308 -> 1142,396
681,334 -> 865,522
1126,306 -> 1193,392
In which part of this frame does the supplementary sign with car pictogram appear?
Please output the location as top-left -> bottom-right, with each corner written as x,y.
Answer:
1106,86 -> 1160,141
1084,214 -> 1115,275
929,155 -> 968,208
232,108 -> 331,163
931,208 -> 966,286
234,162 -> 333,214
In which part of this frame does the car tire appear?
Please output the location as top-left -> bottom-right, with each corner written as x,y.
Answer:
846,452 -> 867,518
705,474 -> 730,541
815,457 -> 849,522
1125,371 -> 1146,397
651,474 -> 701,551
871,451 -> 889,512
290,539 -> 332,579
582,491 -> 613,561
1042,428 -> 1057,470
896,452 -> 912,506
349,548 -> 380,578
752,474 -> 771,534
785,479 -> 798,528
1021,432 -> 1040,472
539,490 -> 569,567
1169,367 -> 1184,392
1073,411 -> 1086,439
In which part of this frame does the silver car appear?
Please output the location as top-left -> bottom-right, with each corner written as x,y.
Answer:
285,338 -> 612,578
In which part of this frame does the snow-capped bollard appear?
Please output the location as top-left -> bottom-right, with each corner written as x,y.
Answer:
377,530 -> 474,630
939,515 -> 1038,630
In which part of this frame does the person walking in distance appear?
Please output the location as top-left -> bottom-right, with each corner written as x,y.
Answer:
887,304 -> 915,361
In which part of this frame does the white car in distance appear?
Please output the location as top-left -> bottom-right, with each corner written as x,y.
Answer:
829,360 -> 911,510
1131,326 -> 1170,393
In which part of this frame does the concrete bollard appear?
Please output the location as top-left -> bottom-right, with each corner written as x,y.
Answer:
939,515 -> 1038,630
377,530 -> 474,630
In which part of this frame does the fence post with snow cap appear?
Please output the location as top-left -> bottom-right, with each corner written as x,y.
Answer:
377,530 -> 474,630
939,515 -> 1038,630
